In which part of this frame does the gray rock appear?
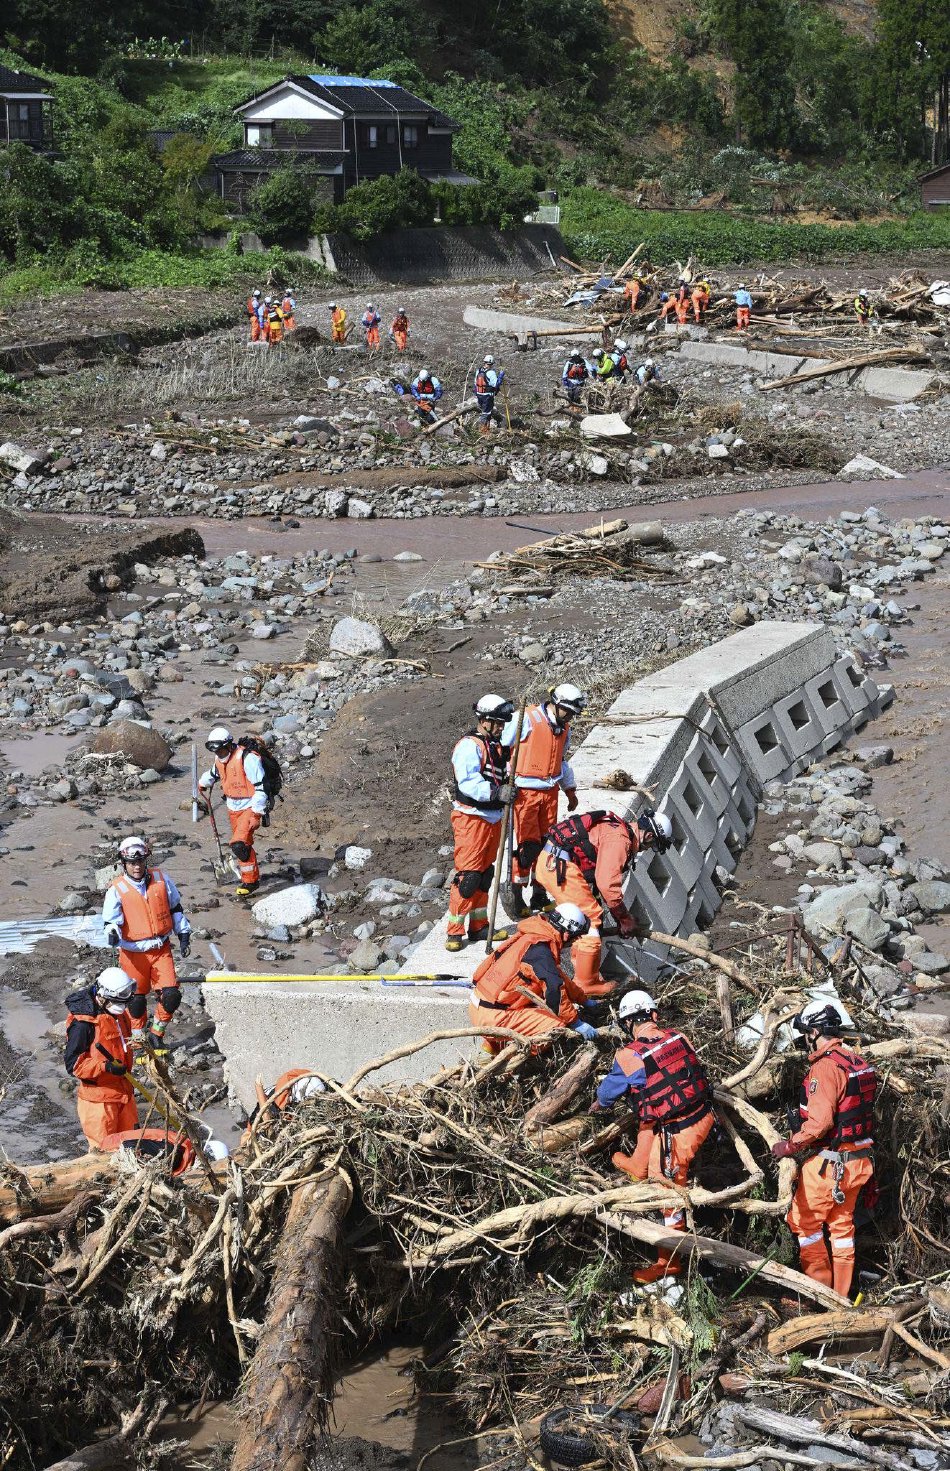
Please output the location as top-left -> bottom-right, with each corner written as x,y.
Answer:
803,841 -> 842,868
325,489 -> 349,517
365,877 -> 412,904
353,920 -> 377,941
344,845 -> 372,871
328,616 -> 391,658
520,641 -> 547,664
347,498 -> 375,519
348,939 -> 386,972
802,880 -> 884,936
855,744 -> 893,769
88,719 -> 172,772
95,862 -> 120,892
843,905 -> 890,951
421,867 -> 446,888
58,891 -> 89,914
0,441 -> 48,474
729,603 -> 754,627
267,925 -> 291,942
272,714 -> 302,734
393,550 -> 424,562
251,623 -> 276,640
906,880 -> 950,915
251,883 -> 326,928
803,557 -> 843,590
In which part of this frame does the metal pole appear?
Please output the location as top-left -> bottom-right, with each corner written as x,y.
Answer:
485,697 -> 528,953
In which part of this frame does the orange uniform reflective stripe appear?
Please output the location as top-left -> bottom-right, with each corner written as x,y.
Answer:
518,705 -> 568,781
110,870 -> 173,942
472,915 -> 566,1007
66,1007 -> 133,1102
216,747 -> 255,799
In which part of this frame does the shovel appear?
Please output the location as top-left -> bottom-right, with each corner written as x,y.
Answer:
201,793 -> 232,883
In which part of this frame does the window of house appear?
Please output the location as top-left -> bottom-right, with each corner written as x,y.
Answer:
403,124 -> 419,147
365,124 -> 379,148
245,123 -> 273,147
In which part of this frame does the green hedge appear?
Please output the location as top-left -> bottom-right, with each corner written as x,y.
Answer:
561,190 -> 950,264
0,247 -> 330,307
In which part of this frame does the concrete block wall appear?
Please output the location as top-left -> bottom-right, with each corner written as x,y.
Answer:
204,621 -> 891,1098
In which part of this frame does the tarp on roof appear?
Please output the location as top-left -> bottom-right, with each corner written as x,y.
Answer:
309,75 -> 399,87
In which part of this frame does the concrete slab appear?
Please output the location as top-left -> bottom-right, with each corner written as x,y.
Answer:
202,980 -> 470,1109
679,339 -> 938,403
463,306 -> 579,336
857,367 -> 935,402
580,414 -> 632,439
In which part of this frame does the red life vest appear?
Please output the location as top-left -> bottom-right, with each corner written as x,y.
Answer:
566,362 -> 587,382
800,1046 -> 876,1148
621,1026 -> 711,1129
546,810 -> 634,877
452,732 -> 508,810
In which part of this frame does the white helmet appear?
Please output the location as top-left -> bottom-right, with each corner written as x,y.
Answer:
206,726 -> 234,754
551,683 -> 586,716
473,693 -> 514,721
329,301 -> 337,309
614,338 -> 628,352
637,808 -> 673,853
289,1074 -> 327,1104
551,902 -> 590,939
203,1138 -> 230,1161
793,999 -> 845,1037
483,354 -> 494,365
366,301 -> 375,309
119,835 -> 150,861
618,989 -> 656,1022
252,289 -> 261,298
264,296 -> 272,305
644,358 -> 655,368
419,368 -> 431,380
737,282 -> 747,290
858,288 -> 868,296
96,967 -> 136,1003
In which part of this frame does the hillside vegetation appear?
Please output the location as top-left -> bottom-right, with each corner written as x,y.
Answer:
1,0 -> 949,294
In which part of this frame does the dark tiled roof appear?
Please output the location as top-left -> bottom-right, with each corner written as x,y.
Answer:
237,75 -> 457,131
0,64 -> 51,95
213,148 -> 346,172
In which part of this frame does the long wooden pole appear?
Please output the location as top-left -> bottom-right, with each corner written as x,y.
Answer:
485,697 -> 527,953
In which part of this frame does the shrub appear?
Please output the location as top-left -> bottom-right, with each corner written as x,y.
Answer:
247,168 -> 317,244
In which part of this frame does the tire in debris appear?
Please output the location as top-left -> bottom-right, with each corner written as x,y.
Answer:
538,1405 -> 641,1467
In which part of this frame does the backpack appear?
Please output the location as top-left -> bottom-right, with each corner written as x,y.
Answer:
238,735 -> 283,810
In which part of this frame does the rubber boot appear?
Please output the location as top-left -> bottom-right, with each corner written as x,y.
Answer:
445,936 -> 466,953
503,884 -> 530,920
611,1150 -> 641,1176
235,880 -> 260,898
529,886 -> 553,913
148,1019 -> 171,1059
632,1257 -> 681,1285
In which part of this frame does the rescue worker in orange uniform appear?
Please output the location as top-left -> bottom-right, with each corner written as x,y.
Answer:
329,301 -> 347,344
102,835 -> 191,1056
691,279 -> 710,323
98,1126 -> 230,1173
361,302 -> 381,351
534,808 -> 672,999
199,726 -> 270,896
590,989 -> 715,1282
772,1000 -> 877,1298
390,307 -> 410,352
623,274 -> 646,312
247,288 -> 262,341
447,694 -> 513,952
65,967 -> 138,1150
265,297 -> 285,345
469,903 -> 598,1057
280,289 -> 297,332
657,292 -> 673,322
734,284 -> 753,330
246,1069 -> 326,1133
501,684 -> 583,919
673,281 -> 691,325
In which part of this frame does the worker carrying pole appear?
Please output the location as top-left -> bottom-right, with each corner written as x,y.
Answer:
102,835 -> 191,1059
532,807 -> 672,999
468,904 -> 598,1060
198,727 -> 277,898
589,989 -> 715,1283
446,694 -> 514,952
771,1000 -> 877,1298
501,684 -> 584,919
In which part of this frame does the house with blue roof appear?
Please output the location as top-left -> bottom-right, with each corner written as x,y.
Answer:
213,74 -> 475,213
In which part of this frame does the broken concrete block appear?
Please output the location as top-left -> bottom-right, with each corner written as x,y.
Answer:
583,453 -> 609,475
0,441 -> 48,475
328,616 -> 392,658
252,883 -> 326,929
580,413 -> 632,439
838,455 -> 905,481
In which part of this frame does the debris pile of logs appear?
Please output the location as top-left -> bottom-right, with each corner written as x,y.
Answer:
476,518 -> 675,584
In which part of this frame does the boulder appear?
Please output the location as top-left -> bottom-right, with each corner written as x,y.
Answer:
803,557 -> 843,590
348,939 -> 386,972
251,883 -> 326,928
838,455 -> 904,481
842,905 -> 890,951
803,841 -> 843,869
906,880 -> 950,914
325,489 -> 349,517
344,845 -> 373,871
328,616 -> 392,658
802,880 -> 884,937
88,720 -> 172,772
347,498 -> 375,519
0,441 -> 48,475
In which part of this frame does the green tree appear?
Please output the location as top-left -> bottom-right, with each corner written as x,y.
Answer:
315,0 -> 419,74
248,167 -> 317,243
710,0 -> 800,147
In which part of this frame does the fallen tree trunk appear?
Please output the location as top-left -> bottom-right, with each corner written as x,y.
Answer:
596,1211 -> 849,1310
524,1045 -> 598,1137
760,346 -> 930,392
231,1169 -> 353,1471
0,1156 -> 118,1226
734,1407 -> 912,1471
767,1307 -> 897,1356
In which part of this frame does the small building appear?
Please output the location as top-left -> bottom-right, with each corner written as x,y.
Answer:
920,162 -> 950,209
0,64 -> 54,152
213,74 -> 475,213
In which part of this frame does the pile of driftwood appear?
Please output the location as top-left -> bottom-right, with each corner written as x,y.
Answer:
476,518 -> 676,585
1,923 -> 948,1470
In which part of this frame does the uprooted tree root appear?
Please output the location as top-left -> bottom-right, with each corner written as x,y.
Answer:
0,939 -> 948,1468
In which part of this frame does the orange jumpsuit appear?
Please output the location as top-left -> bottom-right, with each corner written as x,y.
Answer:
599,1023 -> 714,1276
786,1038 -> 876,1297
281,295 -> 296,332
691,284 -> 710,322
65,990 -> 137,1150
248,296 -> 262,341
623,279 -> 643,311
107,869 -> 181,1035
391,315 -> 409,351
449,730 -> 508,941
331,307 -> 347,344
469,915 -> 579,1055
534,815 -> 639,998
507,704 -> 575,888
206,745 -> 267,887
674,292 -> 691,324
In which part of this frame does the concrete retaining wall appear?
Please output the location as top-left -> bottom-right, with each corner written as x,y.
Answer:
678,340 -> 936,403
203,620 -> 892,1101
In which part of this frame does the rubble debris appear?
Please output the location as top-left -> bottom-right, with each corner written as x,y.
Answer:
477,519 -> 673,583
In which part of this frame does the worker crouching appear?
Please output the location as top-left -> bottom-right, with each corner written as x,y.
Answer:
772,1000 -> 877,1297
102,835 -> 190,1057
533,807 -> 673,999
411,368 -> 443,426
65,968 -> 138,1150
591,990 -> 714,1283
447,693 -> 513,952
469,904 -> 598,1057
